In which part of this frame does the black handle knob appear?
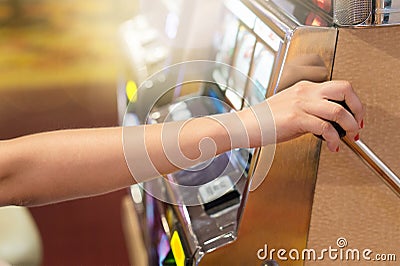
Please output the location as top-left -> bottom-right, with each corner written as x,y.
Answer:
316,100 -> 353,139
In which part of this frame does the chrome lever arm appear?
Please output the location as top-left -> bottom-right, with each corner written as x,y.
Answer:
342,137 -> 400,198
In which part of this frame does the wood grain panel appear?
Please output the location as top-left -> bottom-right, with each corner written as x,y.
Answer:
307,27 -> 400,266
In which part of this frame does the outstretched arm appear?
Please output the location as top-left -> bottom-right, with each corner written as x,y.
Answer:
0,107 -> 268,207
0,80 -> 364,207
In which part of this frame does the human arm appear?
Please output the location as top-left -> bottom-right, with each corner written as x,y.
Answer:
0,128 -> 132,206
0,80 -> 364,207
0,108 -> 266,207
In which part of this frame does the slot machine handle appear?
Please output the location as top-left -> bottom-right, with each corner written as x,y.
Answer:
315,99 -> 350,139
316,100 -> 400,198
343,137 -> 400,198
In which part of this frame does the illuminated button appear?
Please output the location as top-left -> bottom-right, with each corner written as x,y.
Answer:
171,231 -> 185,266
125,80 -> 138,102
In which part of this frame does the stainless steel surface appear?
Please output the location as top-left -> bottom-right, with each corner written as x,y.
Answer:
245,0 -> 299,36
202,3 -> 338,264
343,137 -> 400,198
202,135 -> 323,266
334,0 -> 400,26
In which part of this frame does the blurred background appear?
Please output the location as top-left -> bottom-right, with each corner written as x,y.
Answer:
0,0 -> 138,265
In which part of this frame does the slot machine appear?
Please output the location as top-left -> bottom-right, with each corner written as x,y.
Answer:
120,0 -> 400,265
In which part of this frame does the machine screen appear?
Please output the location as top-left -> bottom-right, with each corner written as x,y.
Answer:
227,26 -> 256,109
213,12 -> 240,98
215,12 -> 239,69
246,42 -> 276,104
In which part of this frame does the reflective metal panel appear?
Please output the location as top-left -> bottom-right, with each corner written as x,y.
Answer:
202,23 -> 337,266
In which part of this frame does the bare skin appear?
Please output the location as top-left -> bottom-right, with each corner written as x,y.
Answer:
0,80 -> 364,207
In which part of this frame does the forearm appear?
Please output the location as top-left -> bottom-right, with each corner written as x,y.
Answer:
0,105 -> 272,207
0,128 -> 133,206
125,104 -> 274,182
0,121 -> 222,206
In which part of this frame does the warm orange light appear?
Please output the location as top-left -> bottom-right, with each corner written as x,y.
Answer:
305,13 -> 327,27
312,0 -> 332,13
312,15 -> 323,26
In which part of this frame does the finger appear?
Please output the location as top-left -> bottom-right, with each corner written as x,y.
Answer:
319,80 -> 365,126
299,114 -> 341,152
303,99 -> 360,140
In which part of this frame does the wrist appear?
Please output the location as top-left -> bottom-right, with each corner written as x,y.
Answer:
207,112 -> 251,151
238,102 -> 276,147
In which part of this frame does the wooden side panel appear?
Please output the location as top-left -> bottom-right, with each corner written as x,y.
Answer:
308,27 -> 400,265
